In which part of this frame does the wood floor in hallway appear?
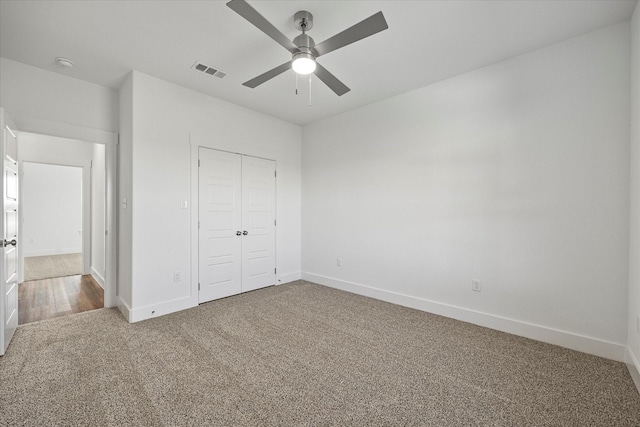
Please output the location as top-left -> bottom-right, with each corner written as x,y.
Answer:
18,275 -> 104,325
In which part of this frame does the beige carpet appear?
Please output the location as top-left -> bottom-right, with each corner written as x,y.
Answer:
23,253 -> 82,281
1,281 -> 639,426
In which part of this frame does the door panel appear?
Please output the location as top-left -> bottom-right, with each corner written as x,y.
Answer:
1,111 -> 18,356
241,156 -> 276,292
198,148 -> 242,303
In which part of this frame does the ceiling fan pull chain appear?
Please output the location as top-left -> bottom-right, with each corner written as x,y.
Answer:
309,75 -> 312,107
296,73 -> 299,95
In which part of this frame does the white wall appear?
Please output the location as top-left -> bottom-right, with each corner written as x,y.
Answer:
118,74 -> 133,310
628,3 -> 640,376
91,143 -> 106,286
120,71 -> 301,321
302,22 -> 631,361
0,57 -> 118,132
22,163 -> 82,256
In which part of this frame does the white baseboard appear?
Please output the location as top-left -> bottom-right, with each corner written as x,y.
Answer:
277,271 -> 301,285
129,296 -> 196,323
24,248 -> 82,257
90,267 -> 105,289
117,298 -> 132,322
626,347 -> 640,395
302,272 -> 627,362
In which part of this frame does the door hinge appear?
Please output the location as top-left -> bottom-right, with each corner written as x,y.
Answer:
274,267 -> 277,274
274,171 -> 277,177
274,219 -> 276,226
198,159 -> 201,167
105,230 -> 108,236
198,283 -> 201,291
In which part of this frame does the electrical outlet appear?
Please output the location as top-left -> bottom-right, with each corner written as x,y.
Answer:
336,257 -> 342,267
173,271 -> 181,282
472,280 -> 481,292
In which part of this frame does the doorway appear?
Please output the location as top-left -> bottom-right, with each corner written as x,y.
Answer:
17,133 -> 106,324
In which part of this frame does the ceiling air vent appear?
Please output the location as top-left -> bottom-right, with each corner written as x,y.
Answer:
192,61 -> 227,79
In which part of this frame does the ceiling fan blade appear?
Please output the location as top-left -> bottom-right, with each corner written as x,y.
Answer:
313,63 -> 350,96
243,61 -> 292,88
312,11 -> 388,58
227,0 -> 298,54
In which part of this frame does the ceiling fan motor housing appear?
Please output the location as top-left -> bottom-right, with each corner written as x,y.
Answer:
294,33 -> 315,51
294,10 -> 313,31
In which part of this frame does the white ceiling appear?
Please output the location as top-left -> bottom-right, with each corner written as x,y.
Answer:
0,0 -> 637,125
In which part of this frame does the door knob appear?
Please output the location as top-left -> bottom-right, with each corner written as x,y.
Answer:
236,231 -> 242,236
242,231 -> 248,235
3,239 -> 16,247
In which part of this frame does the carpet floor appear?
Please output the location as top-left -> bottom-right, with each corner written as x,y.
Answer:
23,253 -> 82,282
1,281 -> 638,426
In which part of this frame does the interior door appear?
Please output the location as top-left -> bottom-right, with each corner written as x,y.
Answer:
0,109 -> 18,356
198,148 -> 242,303
241,156 -> 276,292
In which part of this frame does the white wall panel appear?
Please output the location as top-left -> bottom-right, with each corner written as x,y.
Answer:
22,162 -> 82,256
302,22 -> 630,357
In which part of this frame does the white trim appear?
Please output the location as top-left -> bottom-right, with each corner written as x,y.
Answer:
302,272 -> 627,362
11,117 -> 117,146
104,136 -> 117,307
117,298 -> 132,322
189,139 -> 200,307
277,271 -> 301,285
91,266 -> 105,289
129,296 -> 196,323
626,347 -> 640,395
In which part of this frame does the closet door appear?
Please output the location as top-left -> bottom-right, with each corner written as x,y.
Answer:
241,156 -> 276,292
198,149 -> 276,304
198,148 -> 242,303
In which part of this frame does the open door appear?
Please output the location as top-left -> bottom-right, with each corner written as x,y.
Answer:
0,108 -> 19,356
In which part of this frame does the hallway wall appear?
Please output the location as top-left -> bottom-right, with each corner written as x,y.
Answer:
22,162 -> 82,256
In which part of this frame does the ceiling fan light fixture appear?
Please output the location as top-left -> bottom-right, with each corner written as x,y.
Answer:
292,52 -> 316,75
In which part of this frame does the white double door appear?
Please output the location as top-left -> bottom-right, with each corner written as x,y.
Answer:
199,148 -> 276,303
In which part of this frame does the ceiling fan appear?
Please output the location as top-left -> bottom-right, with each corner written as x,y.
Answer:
226,0 -> 389,96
